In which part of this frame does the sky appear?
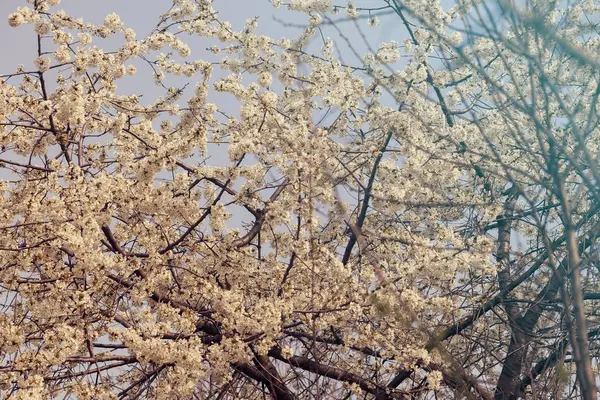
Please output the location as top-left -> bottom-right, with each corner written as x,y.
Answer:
0,1 -> 408,77
0,0 -> 417,238
0,1 -> 528,247
0,0 -> 410,171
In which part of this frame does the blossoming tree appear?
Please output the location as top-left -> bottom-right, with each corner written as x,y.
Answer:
1,0 -> 600,399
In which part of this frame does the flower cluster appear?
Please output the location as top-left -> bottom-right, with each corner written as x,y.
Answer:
4,0 -> 591,398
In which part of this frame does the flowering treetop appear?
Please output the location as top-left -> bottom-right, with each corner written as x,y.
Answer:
2,0 -> 600,399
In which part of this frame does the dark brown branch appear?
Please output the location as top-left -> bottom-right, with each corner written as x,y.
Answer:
268,347 -> 407,399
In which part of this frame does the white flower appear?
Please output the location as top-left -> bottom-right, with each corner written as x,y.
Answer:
309,14 -> 323,26
447,31 -> 462,47
8,13 -> 25,28
261,91 -> 278,106
104,12 -> 122,30
34,19 -> 51,35
376,41 -> 400,63
281,346 -> 294,358
428,370 -> 443,390
258,71 -> 272,87
52,29 -> 72,45
289,0 -> 333,13
54,45 -> 71,63
176,42 -> 191,57
123,28 -> 136,41
34,56 -> 51,72
345,2 -> 359,19
77,32 -> 92,46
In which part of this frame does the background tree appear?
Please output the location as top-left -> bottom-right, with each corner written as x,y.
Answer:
1,0 -> 600,399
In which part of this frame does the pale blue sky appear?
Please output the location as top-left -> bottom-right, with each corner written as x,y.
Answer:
0,0 -> 415,163
0,1 -> 413,128
0,1 -> 407,75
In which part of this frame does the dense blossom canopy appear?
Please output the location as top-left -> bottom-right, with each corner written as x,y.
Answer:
2,0 -> 600,399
